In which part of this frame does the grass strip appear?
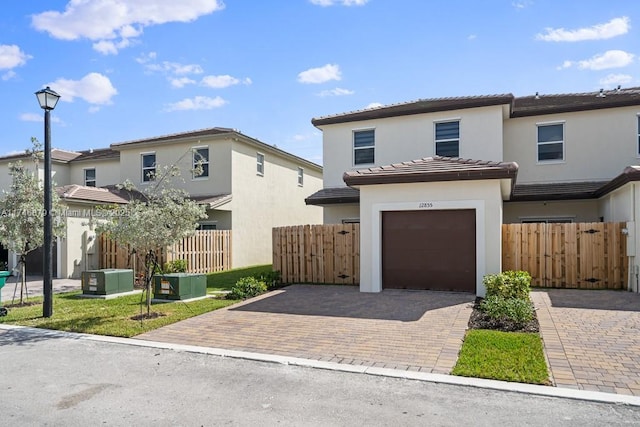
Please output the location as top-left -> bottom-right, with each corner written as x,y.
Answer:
206,264 -> 273,292
452,329 -> 550,385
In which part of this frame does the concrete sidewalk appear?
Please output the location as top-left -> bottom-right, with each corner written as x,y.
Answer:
0,275 -> 81,305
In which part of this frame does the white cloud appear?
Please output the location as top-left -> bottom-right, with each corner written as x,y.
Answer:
536,16 -> 630,42
0,44 -> 32,69
599,73 -> 633,88
512,1 -> 532,9
298,64 -> 341,84
32,0 -> 225,54
170,77 -> 196,88
164,95 -> 227,111
147,61 -> 204,75
46,72 -> 118,105
467,34 -> 477,41
310,0 -> 369,6
317,87 -> 354,97
365,102 -> 383,109
135,51 -> 157,64
2,70 -> 16,81
201,74 -> 240,88
578,50 -> 634,70
20,113 -> 63,124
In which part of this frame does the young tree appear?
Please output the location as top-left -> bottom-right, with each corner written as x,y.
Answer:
96,159 -> 207,317
0,138 -> 66,304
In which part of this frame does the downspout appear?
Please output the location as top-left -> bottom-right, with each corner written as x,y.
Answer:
633,183 -> 638,293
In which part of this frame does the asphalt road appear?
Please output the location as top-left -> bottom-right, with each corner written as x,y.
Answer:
1,328 -> 639,426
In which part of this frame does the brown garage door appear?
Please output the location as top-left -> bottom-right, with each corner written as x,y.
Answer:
382,209 -> 475,292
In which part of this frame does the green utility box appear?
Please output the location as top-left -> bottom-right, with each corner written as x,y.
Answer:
0,270 -> 10,300
153,273 -> 206,300
82,269 -> 134,295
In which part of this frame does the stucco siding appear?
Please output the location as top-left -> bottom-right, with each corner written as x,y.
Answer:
503,199 -> 600,223
323,204 -> 360,224
504,106 -> 640,184
69,160 -> 121,187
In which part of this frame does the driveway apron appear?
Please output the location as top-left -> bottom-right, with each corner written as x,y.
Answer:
138,285 -> 474,373
532,289 -> 640,396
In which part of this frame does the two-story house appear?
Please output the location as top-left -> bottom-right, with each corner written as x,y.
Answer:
1,127 -> 323,278
306,88 -> 640,296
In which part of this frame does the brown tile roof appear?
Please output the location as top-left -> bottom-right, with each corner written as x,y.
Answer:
512,87 -> 640,118
57,185 -> 132,204
312,94 -> 514,126
0,148 -> 82,163
305,187 -> 360,205
343,156 -> 518,187
191,193 -> 232,208
111,127 -> 236,148
72,148 -> 119,162
594,166 -> 640,197
509,181 -> 608,202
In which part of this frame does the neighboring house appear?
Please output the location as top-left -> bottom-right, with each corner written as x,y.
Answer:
306,87 -> 640,296
0,127 -> 323,278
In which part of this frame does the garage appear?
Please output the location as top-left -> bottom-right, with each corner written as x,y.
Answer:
382,209 -> 476,292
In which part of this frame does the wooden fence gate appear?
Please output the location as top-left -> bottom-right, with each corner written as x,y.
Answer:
502,222 -> 627,289
100,230 -> 232,275
273,224 -> 360,284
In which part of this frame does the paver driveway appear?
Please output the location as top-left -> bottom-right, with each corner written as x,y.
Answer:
533,289 -> 640,396
138,285 -> 474,373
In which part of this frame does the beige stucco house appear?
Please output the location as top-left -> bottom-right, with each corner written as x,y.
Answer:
1,127 -> 323,278
306,88 -> 640,296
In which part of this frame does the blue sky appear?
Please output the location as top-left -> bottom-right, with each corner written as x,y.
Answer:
1,0 -> 638,165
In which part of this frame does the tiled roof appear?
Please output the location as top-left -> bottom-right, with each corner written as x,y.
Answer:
509,181 -> 608,202
111,127 -> 236,148
312,94 -> 514,126
72,148 -> 119,162
512,87 -> 640,117
191,193 -> 232,208
595,166 -> 640,197
57,185 -> 132,204
0,148 -> 82,163
343,156 -> 518,187
305,187 -> 360,205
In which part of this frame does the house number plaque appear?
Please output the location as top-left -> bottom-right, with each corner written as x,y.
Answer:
418,202 -> 434,208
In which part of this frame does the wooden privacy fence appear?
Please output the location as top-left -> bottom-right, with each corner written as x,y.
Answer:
502,222 -> 627,289
273,224 -> 360,284
100,230 -> 232,275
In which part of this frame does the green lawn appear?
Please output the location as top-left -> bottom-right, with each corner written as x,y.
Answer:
452,329 -> 550,385
0,292 -> 237,337
206,264 -> 273,292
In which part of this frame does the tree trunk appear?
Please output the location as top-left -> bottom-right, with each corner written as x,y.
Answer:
20,256 -> 26,305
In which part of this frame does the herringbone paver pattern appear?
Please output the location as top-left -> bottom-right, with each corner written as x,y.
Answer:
138,285 -> 474,373
533,290 -> 640,396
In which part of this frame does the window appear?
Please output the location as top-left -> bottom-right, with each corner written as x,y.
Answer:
197,222 -> 217,230
141,153 -> 156,182
297,167 -> 304,186
84,168 -> 96,187
353,129 -> 374,165
435,121 -> 460,157
521,218 -> 573,224
341,218 -> 360,224
537,123 -> 564,162
256,152 -> 265,176
193,147 -> 209,178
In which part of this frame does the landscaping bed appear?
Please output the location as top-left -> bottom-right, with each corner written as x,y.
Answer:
467,297 -> 539,333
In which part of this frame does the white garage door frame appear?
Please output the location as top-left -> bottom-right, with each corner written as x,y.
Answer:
367,199 -> 486,294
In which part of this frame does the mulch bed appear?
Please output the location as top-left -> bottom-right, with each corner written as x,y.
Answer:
468,298 -> 540,333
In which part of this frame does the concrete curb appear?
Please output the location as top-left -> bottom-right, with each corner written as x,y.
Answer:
2,324 -> 639,407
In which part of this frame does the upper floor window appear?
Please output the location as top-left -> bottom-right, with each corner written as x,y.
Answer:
297,167 -> 304,186
84,168 -> 96,187
141,153 -> 156,182
435,121 -> 460,157
537,123 -> 564,162
257,152 -> 265,176
354,129 -> 374,165
637,116 -> 640,156
193,147 -> 209,179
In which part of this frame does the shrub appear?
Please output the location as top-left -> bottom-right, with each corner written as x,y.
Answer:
253,270 -> 281,290
483,270 -> 531,299
163,259 -> 188,274
480,296 -> 534,324
227,277 -> 267,300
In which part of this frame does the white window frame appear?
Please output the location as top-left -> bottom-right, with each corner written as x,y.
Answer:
353,128 -> 375,166
141,152 -> 156,183
520,216 -> 574,224
536,120 -> 565,164
256,152 -> 265,176
297,167 -> 304,186
636,114 -> 640,157
434,118 -> 461,157
197,221 -> 218,230
84,168 -> 96,187
341,218 -> 360,224
192,146 -> 210,180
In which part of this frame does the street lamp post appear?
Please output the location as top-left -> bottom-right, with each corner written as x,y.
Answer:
35,86 -> 60,318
